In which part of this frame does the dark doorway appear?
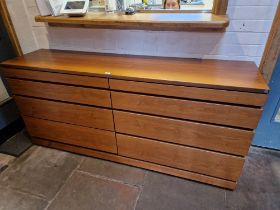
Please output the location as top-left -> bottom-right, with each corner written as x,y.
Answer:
0,12 -> 24,145
0,12 -> 16,61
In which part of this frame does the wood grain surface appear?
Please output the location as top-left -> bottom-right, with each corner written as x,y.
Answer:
35,12 -> 229,31
212,0 -> 228,15
6,78 -> 111,108
0,49 -> 267,190
259,2 -> 280,82
117,134 -> 244,181
2,67 -> 109,88
15,96 -> 114,131
24,117 -> 117,153
111,91 -> 262,129
110,79 -> 267,106
0,49 -> 268,93
114,111 -> 253,156
31,138 -> 237,189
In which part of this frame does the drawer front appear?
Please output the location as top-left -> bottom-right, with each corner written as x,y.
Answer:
2,68 -> 109,88
15,96 -> 114,131
114,111 -> 253,156
117,134 -> 244,181
110,79 -> 267,107
6,79 -> 111,108
24,117 -> 117,153
111,92 -> 262,129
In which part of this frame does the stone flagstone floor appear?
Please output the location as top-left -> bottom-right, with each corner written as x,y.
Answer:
0,145 -> 279,210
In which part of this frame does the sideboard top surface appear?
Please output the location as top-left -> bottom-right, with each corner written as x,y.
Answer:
0,49 -> 269,93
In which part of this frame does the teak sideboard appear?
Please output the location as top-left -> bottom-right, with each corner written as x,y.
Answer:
0,49 -> 269,189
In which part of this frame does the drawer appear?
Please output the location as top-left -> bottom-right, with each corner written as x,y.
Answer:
15,96 -> 114,131
114,111 -> 253,156
6,79 -> 111,108
24,117 -> 117,154
117,134 -> 244,181
111,92 -> 262,129
2,68 -> 108,88
110,79 -> 267,107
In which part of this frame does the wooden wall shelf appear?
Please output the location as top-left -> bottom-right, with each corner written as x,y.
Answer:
35,12 -> 229,31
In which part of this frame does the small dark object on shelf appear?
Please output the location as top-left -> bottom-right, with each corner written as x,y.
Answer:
125,7 -> 135,15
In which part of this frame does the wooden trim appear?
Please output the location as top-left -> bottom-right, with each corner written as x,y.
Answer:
138,9 -> 212,13
259,2 -> 280,82
0,0 -> 23,56
35,12 -> 229,32
212,0 -> 228,15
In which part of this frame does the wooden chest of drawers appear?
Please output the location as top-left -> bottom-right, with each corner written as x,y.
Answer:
0,49 -> 269,189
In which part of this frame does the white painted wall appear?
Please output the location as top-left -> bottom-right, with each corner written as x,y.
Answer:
6,0 -> 38,53
6,0 -> 280,66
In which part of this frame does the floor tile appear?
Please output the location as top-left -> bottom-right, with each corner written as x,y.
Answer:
0,143 -> 279,210
135,146 -> 280,210
135,171 -> 226,210
0,146 -> 82,200
0,186 -> 48,210
79,157 -> 147,186
225,192 -> 280,210
0,153 -> 15,172
0,130 -> 32,156
47,171 -> 140,210
224,146 -> 280,210
236,146 -> 280,193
